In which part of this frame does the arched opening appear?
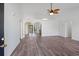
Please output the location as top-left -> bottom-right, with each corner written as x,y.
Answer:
21,21 -> 42,39
24,22 -> 33,37
34,22 -> 42,36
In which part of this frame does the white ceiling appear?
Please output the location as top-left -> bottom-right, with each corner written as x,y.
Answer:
20,3 -> 79,21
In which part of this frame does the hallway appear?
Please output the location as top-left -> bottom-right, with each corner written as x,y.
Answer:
11,35 -> 79,56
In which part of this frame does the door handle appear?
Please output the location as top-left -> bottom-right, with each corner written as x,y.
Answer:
0,44 -> 7,48
0,37 -> 7,48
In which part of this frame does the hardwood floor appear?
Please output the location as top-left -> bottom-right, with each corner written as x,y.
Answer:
11,35 -> 79,56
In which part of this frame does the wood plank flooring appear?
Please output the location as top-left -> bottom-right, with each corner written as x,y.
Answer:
11,35 -> 79,56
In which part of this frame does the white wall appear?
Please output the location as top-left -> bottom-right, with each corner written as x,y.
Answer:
4,3 -> 21,56
42,20 -> 60,36
57,20 -> 72,37
71,10 -> 79,41
72,21 -> 79,41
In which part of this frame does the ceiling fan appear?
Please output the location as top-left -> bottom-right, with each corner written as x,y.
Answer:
48,3 -> 60,15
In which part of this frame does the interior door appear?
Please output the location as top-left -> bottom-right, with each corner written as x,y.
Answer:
0,3 -> 4,56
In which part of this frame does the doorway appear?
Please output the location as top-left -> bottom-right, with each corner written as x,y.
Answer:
0,3 -> 4,56
25,22 -> 33,37
34,22 -> 42,36
24,22 -> 42,37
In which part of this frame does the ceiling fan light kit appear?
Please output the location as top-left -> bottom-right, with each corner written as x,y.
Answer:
48,3 -> 60,15
49,12 -> 54,15
49,9 -> 54,15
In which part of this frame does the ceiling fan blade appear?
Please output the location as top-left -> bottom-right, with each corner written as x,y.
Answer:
54,9 -> 60,12
48,9 -> 53,13
53,11 -> 59,14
